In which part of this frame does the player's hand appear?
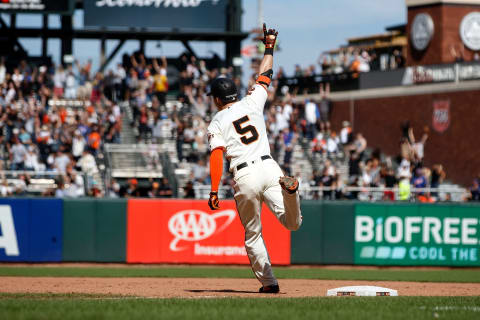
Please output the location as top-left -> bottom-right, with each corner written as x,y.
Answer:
208,192 -> 220,210
263,23 -> 278,49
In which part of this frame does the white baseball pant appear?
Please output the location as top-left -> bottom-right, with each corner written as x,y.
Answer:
233,157 -> 302,287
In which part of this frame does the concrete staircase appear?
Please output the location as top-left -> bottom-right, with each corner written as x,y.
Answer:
120,103 -> 137,144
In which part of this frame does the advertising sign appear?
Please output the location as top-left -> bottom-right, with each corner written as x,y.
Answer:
0,199 -> 63,262
127,199 -> 290,264
84,0 -> 228,31
432,100 -> 450,133
0,0 -> 74,14
354,204 -> 480,266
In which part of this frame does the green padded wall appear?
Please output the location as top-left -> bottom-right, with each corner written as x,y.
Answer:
63,200 -> 96,261
321,202 -> 355,264
63,199 -> 127,262
95,199 -> 127,262
290,201 -> 324,264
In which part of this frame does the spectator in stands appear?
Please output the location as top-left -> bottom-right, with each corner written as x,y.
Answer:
106,179 -> 120,198
318,83 -> 332,129
430,164 -> 446,198
89,180 -> 103,198
326,132 -> 339,157
65,166 -> 85,197
87,124 -> 101,156
114,63 -> 126,101
412,167 -> 428,198
340,121 -> 352,146
123,178 -> 140,198
0,178 -> 12,197
54,149 -> 71,173
77,150 -> 97,175
53,65 -> 66,98
10,138 -> 27,170
24,145 -> 40,171
411,126 -> 429,165
153,57 -> 168,106
350,133 -> 367,160
183,180 -> 195,199
304,100 -> 318,139
468,178 -> 480,201
192,158 -> 209,185
393,50 -> 405,68
159,177 -> 173,198
382,167 -> 397,201
0,57 -> 6,84
398,173 -> 411,201
72,130 -> 86,161
148,181 -> 161,198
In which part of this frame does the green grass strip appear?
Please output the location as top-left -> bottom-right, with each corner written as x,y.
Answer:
0,266 -> 479,283
0,295 -> 479,320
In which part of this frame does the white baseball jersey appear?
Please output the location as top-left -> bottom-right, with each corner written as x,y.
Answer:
208,84 -> 271,170
207,83 -> 302,289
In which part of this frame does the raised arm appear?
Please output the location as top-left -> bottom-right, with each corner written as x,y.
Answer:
257,23 -> 278,87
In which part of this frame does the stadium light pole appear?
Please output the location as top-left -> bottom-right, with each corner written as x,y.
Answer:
258,0 -> 263,28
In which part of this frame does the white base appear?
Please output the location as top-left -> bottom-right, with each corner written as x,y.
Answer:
326,286 -> 398,297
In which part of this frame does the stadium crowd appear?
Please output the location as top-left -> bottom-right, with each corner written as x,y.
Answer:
0,55 -> 126,197
1,51 -> 478,202
317,48 -> 406,75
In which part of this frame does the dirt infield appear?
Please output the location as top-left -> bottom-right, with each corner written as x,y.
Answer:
1,277 -> 480,298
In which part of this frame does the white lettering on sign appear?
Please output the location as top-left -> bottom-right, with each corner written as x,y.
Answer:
95,0 -> 219,8
384,217 -> 402,243
444,218 -> 460,245
194,243 -> 246,256
168,209 -> 236,252
0,205 -> 19,256
462,218 -> 478,245
423,217 -> 442,244
355,216 -> 374,242
405,217 -> 422,243
355,215 -> 479,245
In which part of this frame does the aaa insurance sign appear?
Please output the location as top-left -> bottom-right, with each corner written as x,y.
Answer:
354,204 -> 480,266
127,199 -> 290,264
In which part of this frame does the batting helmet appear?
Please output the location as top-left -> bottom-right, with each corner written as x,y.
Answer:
207,77 -> 238,103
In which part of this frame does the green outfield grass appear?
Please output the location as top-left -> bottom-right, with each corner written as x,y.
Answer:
0,294 -> 479,320
0,265 -> 479,283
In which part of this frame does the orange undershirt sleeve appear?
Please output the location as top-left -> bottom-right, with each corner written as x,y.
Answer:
210,148 -> 224,192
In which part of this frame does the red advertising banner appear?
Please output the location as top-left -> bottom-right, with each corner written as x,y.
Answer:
127,199 -> 290,265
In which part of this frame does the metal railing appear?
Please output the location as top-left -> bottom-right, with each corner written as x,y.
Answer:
0,170 -> 89,195
192,185 -> 469,202
104,143 -> 165,178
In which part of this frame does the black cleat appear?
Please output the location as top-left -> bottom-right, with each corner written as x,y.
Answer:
259,284 -> 280,294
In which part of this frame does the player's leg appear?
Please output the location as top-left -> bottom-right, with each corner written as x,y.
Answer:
234,173 -> 278,287
262,161 -> 302,231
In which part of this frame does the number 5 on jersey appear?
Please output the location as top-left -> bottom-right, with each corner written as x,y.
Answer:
233,116 -> 259,145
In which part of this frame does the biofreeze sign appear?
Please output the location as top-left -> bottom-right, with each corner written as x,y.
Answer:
354,205 -> 480,266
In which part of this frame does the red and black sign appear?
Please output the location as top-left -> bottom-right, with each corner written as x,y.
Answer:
432,100 -> 450,133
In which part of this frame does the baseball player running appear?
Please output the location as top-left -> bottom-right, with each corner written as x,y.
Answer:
207,24 -> 302,294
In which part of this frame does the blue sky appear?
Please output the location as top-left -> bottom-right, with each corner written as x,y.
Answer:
3,0 -> 406,76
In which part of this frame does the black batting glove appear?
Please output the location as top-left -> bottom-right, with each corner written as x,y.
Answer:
263,23 -> 279,50
208,192 -> 220,210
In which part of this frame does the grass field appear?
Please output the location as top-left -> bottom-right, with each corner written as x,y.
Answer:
0,293 -> 479,320
0,265 -> 479,283
1,265 -> 480,319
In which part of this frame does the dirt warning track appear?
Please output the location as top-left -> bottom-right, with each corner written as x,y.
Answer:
1,277 -> 479,298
